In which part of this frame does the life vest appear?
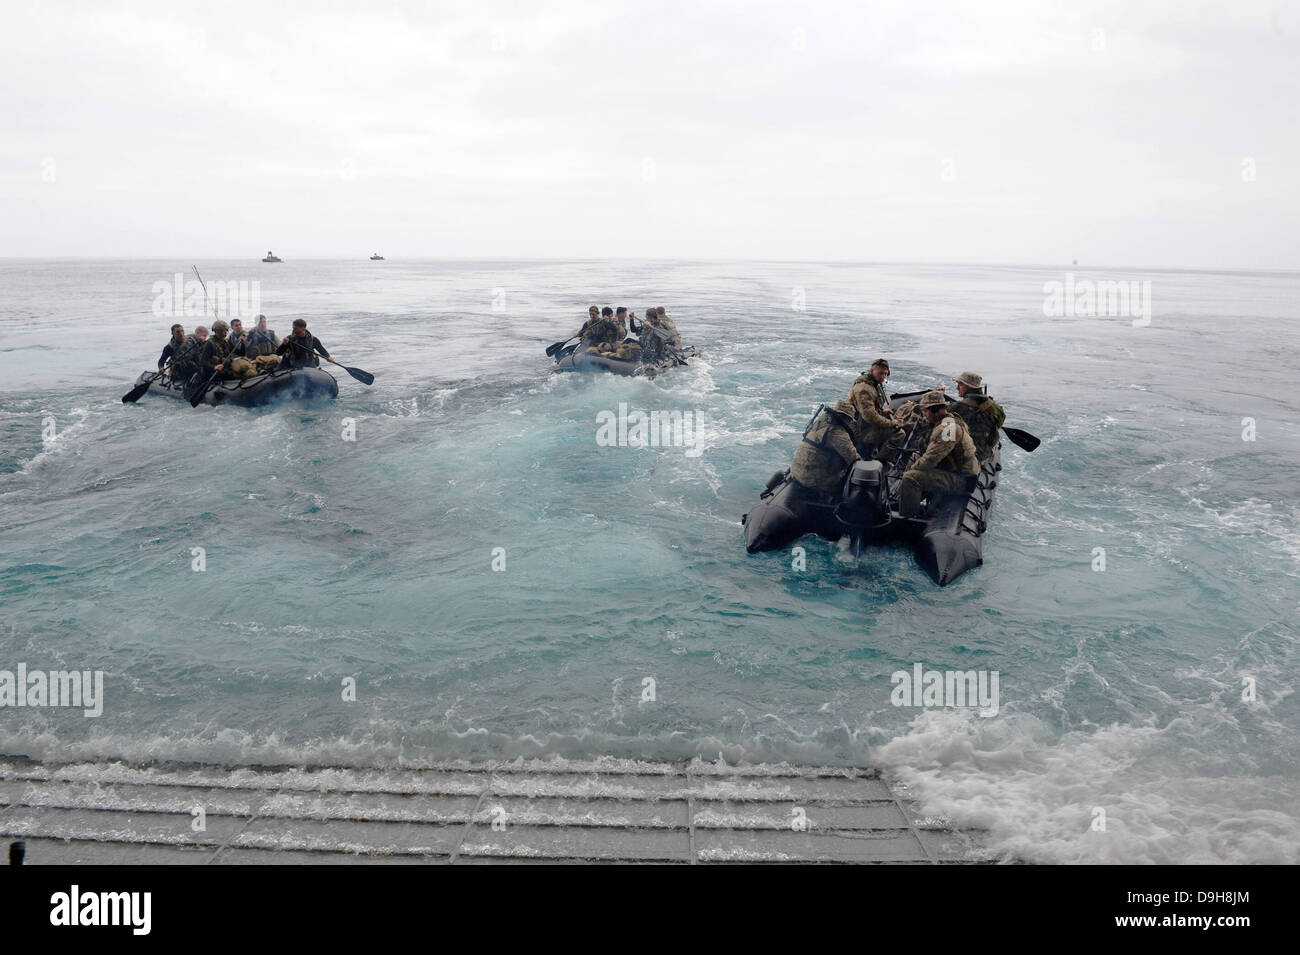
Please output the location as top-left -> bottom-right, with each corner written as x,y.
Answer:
798,406 -> 856,468
244,328 -> 278,357
206,335 -> 232,365
171,335 -> 204,375
281,334 -> 321,367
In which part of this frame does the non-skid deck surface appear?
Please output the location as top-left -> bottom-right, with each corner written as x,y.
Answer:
0,757 -> 991,864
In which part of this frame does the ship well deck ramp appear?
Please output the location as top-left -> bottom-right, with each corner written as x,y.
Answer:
0,756 -> 993,864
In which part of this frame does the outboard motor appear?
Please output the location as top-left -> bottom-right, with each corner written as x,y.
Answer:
835,460 -> 892,534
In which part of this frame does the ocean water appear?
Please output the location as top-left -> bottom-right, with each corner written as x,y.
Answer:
1,258 -> 1297,864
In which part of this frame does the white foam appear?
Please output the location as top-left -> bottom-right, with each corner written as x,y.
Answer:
872,710 -> 1300,864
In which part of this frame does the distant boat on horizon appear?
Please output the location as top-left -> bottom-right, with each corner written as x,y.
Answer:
263,250 -> 282,263
370,252 -> 385,260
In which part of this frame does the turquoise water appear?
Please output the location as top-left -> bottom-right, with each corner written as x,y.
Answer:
2,258 -> 1297,863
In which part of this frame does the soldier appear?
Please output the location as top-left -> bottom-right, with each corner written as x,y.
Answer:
244,315 -> 279,356
791,400 -> 862,496
788,400 -> 863,539
197,320 -> 235,382
576,305 -> 600,340
897,391 -> 980,518
614,306 -> 630,340
582,307 -> 621,353
158,324 -> 187,372
848,358 -> 906,462
654,307 -> 682,347
228,318 -> 248,355
634,308 -> 671,360
276,318 -> 331,369
950,371 -> 1006,462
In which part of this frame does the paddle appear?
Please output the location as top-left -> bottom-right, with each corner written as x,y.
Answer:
324,356 -> 374,385
546,335 -> 579,357
122,371 -> 162,403
123,348 -> 193,403
1000,426 -> 1040,453
186,366 -> 222,407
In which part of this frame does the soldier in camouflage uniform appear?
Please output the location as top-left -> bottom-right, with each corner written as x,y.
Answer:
788,400 -> 863,539
949,371 -> 1005,462
200,319 -> 235,380
654,307 -> 682,347
633,308 -> 671,360
897,391 -> 981,518
791,400 -> 862,495
581,307 -> 622,353
848,358 -> 906,462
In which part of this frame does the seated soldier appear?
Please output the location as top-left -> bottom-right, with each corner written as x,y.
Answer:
654,307 -> 682,347
897,390 -> 981,519
950,371 -> 1006,462
244,315 -> 280,357
787,400 -> 863,540
199,320 -> 234,381
847,358 -> 906,462
583,307 -> 621,353
276,318 -> 330,368
158,324 -> 188,378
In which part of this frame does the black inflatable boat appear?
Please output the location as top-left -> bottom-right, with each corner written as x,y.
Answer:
553,343 -> 696,377
132,366 -> 339,407
742,396 -> 1002,586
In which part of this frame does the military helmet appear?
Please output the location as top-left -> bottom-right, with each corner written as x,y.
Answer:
871,358 -> 890,370
830,399 -> 858,419
954,371 -> 983,389
919,389 -> 948,410
211,319 -> 229,333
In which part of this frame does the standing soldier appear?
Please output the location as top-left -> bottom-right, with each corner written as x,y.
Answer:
950,371 -> 1006,462
848,358 -> 906,462
897,391 -> 980,518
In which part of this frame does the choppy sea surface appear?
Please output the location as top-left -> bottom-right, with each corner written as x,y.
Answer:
1,258 -> 1297,864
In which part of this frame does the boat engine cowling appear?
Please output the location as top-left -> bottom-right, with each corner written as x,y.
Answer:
835,460 -> 891,532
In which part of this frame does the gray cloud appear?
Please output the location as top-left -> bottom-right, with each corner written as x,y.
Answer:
1,0 -> 1295,266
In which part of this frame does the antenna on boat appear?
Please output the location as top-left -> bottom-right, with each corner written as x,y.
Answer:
192,266 -> 212,320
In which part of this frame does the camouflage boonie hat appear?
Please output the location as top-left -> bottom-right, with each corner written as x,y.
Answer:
954,371 -> 983,388
919,390 -> 948,410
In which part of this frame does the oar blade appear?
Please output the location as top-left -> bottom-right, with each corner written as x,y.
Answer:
343,365 -> 374,385
1002,426 -> 1040,452
121,380 -> 153,403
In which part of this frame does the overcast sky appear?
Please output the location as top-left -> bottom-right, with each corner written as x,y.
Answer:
1,0 -> 1295,267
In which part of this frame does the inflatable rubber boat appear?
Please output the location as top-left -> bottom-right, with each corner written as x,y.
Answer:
742,396 -> 1002,586
553,343 -> 697,377
132,366 -> 339,407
